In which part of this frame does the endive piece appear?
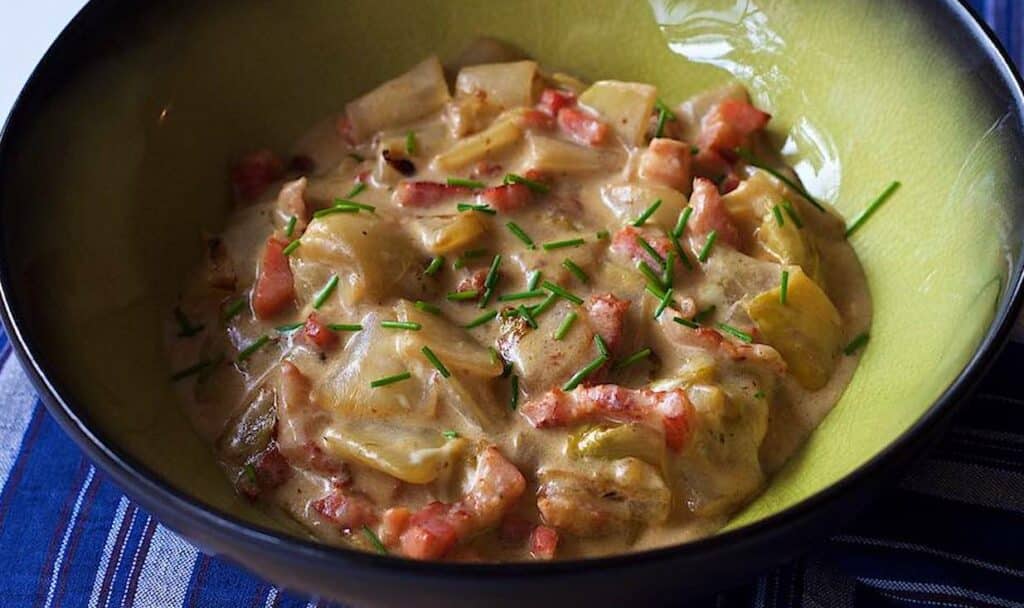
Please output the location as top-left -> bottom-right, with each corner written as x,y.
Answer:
524,133 -> 616,174
568,423 -> 665,468
409,213 -> 489,255
345,56 -> 451,140
432,117 -> 522,171
578,80 -> 657,146
746,267 -> 841,390
455,61 -> 539,109
322,420 -> 467,484
395,300 -> 503,377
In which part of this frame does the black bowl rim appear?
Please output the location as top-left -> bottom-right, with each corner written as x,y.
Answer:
1,0 -> 1022,581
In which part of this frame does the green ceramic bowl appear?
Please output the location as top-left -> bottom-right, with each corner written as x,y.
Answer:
2,0 -> 1023,605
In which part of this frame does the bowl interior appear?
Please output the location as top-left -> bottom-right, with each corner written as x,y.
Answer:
2,0 -> 1022,540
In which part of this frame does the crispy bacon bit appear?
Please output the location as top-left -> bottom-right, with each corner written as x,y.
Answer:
276,362 -> 347,477
313,488 -> 378,531
689,177 -> 741,249
380,507 -> 411,547
456,268 -> 488,294
382,149 -> 416,176
697,99 -> 771,153
394,181 -> 471,207
516,109 -> 555,130
398,447 -> 526,560
239,444 -> 292,499
252,237 -> 295,320
304,313 -> 339,351
499,514 -> 534,543
537,88 -> 577,117
478,183 -> 531,212
678,326 -> 786,374
584,294 -> 629,356
203,234 -> 236,291
231,149 -> 284,202
610,226 -> 674,269
276,177 -> 309,236
557,107 -> 609,146
529,525 -> 559,560
520,385 -> 695,451
639,138 -> 693,192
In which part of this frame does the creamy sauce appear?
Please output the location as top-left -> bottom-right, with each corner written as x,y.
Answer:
168,42 -> 870,561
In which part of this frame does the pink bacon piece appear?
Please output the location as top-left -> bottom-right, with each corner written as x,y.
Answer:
394,181 -> 472,207
697,98 -> 771,153
689,177 -> 741,249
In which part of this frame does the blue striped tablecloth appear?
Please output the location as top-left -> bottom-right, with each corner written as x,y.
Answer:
2,1 -> 1024,606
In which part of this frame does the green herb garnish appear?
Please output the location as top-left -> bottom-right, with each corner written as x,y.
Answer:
284,215 -> 297,237
414,300 -> 442,315
447,177 -> 485,189
632,199 -> 662,227
697,230 -> 717,262
645,283 -> 667,301
421,346 -> 451,378
595,334 -> 610,357
237,335 -> 272,362
771,204 -> 785,227
327,323 -> 363,332
668,230 -> 693,271
654,287 -> 673,319
282,240 -> 301,256
754,390 -> 766,399
332,198 -> 376,212
223,297 -> 247,321
484,255 -> 502,289
527,270 -> 542,291
442,430 -> 460,439
362,525 -> 388,554
370,372 -> 412,388
173,307 -> 204,337
499,289 -> 545,302
170,359 -> 216,381
531,293 -> 558,316
276,322 -> 305,332
542,237 -> 586,251
781,199 -> 803,228
672,207 -> 693,239
635,236 -> 665,266
615,347 -> 652,370
554,311 -> 578,340
653,99 -> 675,139
447,290 -> 480,302
673,316 -> 699,329
312,205 -> 359,219
510,374 -> 519,410
541,281 -> 583,305
346,182 -> 367,198
844,332 -> 870,355
464,309 -> 498,329
845,181 -> 901,237
518,304 -> 539,329
405,131 -> 417,155
503,173 -> 549,193
457,203 -> 497,215
693,305 -> 716,324
380,320 -> 421,330
717,323 -> 753,343
661,251 -> 676,288
563,354 -> 609,391
780,270 -> 790,305
562,259 -> 589,283
506,222 -> 536,249
737,149 -> 826,212
425,256 -> 444,276
638,261 -> 667,291
596,229 -> 610,240
313,275 -> 339,309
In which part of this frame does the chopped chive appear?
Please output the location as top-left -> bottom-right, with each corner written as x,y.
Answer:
370,371 -> 412,388
489,346 -> 500,367
845,181 -> 901,237
654,287 -> 673,319
636,236 -> 665,266
527,270 -> 542,291
736,149 -> 826,212
276,322 -> 305,332
333,198 -> 376,212
654,108 -> 669,139
531,293 -> 558,316
554,311 -> 578,340
632,199 -> 663,227
479,287 -> 494,308
562,259 -> 589,283
697,230 -> 718,262
425,256 -> 444,276
638,261 -> 667,291
691,145 -> 700,155
754,390 -> 766,399
541,281 -> 583,305
771,204 -> 785,227
421,346 -> 451,378
173,307 -> 204,337
518,304 -> 539,329
672,207 -> 693,238
447,290 -> 480,302
313,275 -> 339,309
170,359 -> 216,381
484,255 -> 502,289
693,305 -> 717,324
542,237 -> 585,251
242,463 -> 258,485
447,177 -> 486,189
661,251 -> 676,288
327,323 -> 363,332
844,332 -> 870,355
595,335 -> 610,357
645,282 -> 667,301
223,297 -> 247,321
237,335 -> 272,362
563,354 -> 609,391
312,205 -> 359,219
781,199 -> 803,228
510,374 -> 519,409
498,289 -> 546,302
503,173 -> 549,193
615,347 -> 652,370
596,229 -> 610,240
668,230 -> 693,270
442,429 -> 460,439
414,300 -> 442,315
654,98 -> 676,117
457,202 -> 497,215
405,131 -> 417,155
780,270 -> 790,305
362,525 -> 388,554
465,310 -> 498,329
348,153 -> 365,162
380,320 -> 421,330
505,222 -> 536,249
346,182 -> 367,198
282,240 -> 301,256
460,248 -> 488,259
673,316 -> 699,329
717,322 -> 753,343
284,215 -> 298,237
